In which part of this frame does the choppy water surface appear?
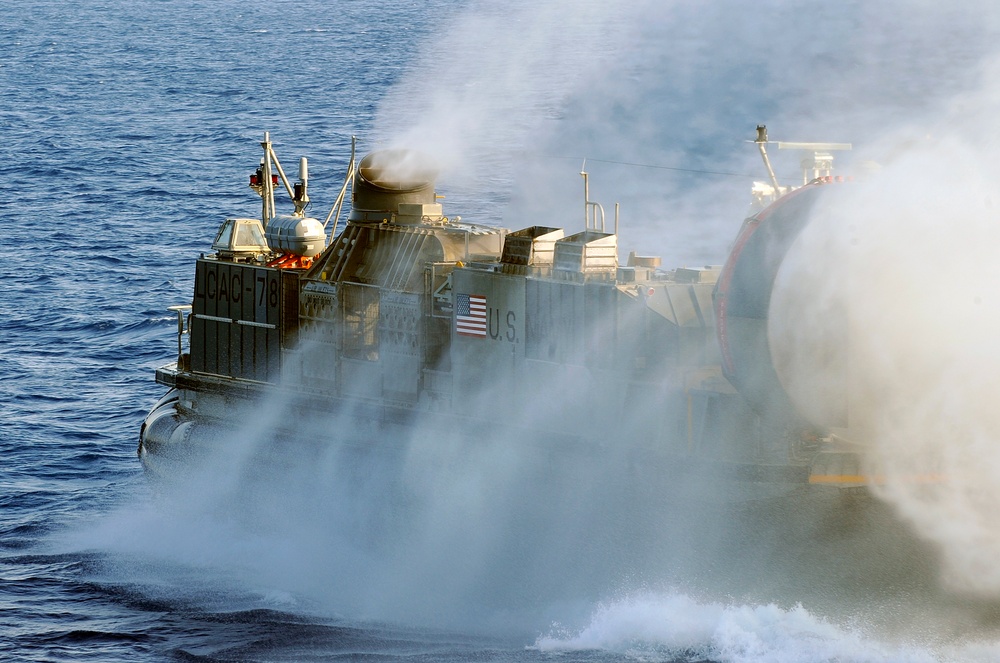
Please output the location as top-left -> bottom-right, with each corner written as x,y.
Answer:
5,0 -> 1000,660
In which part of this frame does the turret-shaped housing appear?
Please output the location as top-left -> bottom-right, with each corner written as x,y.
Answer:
348,150 -> 440,224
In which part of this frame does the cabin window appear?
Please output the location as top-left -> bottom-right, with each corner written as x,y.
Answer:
235,221 -> 266,248
213,220 -> 234,248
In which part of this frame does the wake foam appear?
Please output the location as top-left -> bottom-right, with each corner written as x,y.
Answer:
534,592 -> 996,663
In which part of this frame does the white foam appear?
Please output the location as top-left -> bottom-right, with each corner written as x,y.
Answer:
533,592 -> 972,663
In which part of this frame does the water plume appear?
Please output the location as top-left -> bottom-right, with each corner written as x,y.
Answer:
768,58 -> 1000,597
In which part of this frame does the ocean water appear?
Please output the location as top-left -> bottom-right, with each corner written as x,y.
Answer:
5,0 -> 1000,660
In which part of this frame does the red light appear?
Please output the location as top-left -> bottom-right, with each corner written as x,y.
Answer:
250,174 -> 259,186
647,287 -> 655,296
271,174 -> 279,185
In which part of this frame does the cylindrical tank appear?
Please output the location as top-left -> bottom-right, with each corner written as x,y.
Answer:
265,215 -> 326,257
713,182 -> 848,428
349,150 -> 438,223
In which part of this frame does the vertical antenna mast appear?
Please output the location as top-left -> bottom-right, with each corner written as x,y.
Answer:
260,132 -> 276,227
755,125 -> 782,194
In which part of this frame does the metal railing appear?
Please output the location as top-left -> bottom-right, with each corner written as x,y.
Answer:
167,304 -> 192,367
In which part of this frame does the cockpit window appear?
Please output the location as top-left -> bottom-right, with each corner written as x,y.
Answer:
235,222 -> 265,247
213,220 -> 234,247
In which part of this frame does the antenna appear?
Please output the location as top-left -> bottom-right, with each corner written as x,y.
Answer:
292,156 -> 310,216
776,140 -> 852,184
755,125 -> 782,194
753,125 -> 853,188
249,132 -> 277,227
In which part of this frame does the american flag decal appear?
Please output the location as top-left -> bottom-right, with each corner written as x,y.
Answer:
455,293 -> 487,337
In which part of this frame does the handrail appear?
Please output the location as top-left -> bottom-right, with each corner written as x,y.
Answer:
167,304 -> 192,366
581,166 -> 605,233
580,163 -> 619,234
323,135 -> 358,237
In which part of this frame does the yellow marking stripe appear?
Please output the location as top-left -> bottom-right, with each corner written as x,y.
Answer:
809,474 -> 946,485
809,474 -> 866,485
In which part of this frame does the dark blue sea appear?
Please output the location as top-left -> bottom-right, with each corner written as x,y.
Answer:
5,0 -> 1000,660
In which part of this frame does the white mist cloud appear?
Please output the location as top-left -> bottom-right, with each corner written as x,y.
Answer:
369,0 -> 658,227
768,52 -> 1000,596
370,0 -> 1000,267
372,0 -> 645,172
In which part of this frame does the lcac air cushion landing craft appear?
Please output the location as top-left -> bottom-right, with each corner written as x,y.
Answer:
139,127 -> 874,499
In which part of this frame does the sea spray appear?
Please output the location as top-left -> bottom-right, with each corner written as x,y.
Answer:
767,90 -> 1000,598
534,592 -> 944,663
